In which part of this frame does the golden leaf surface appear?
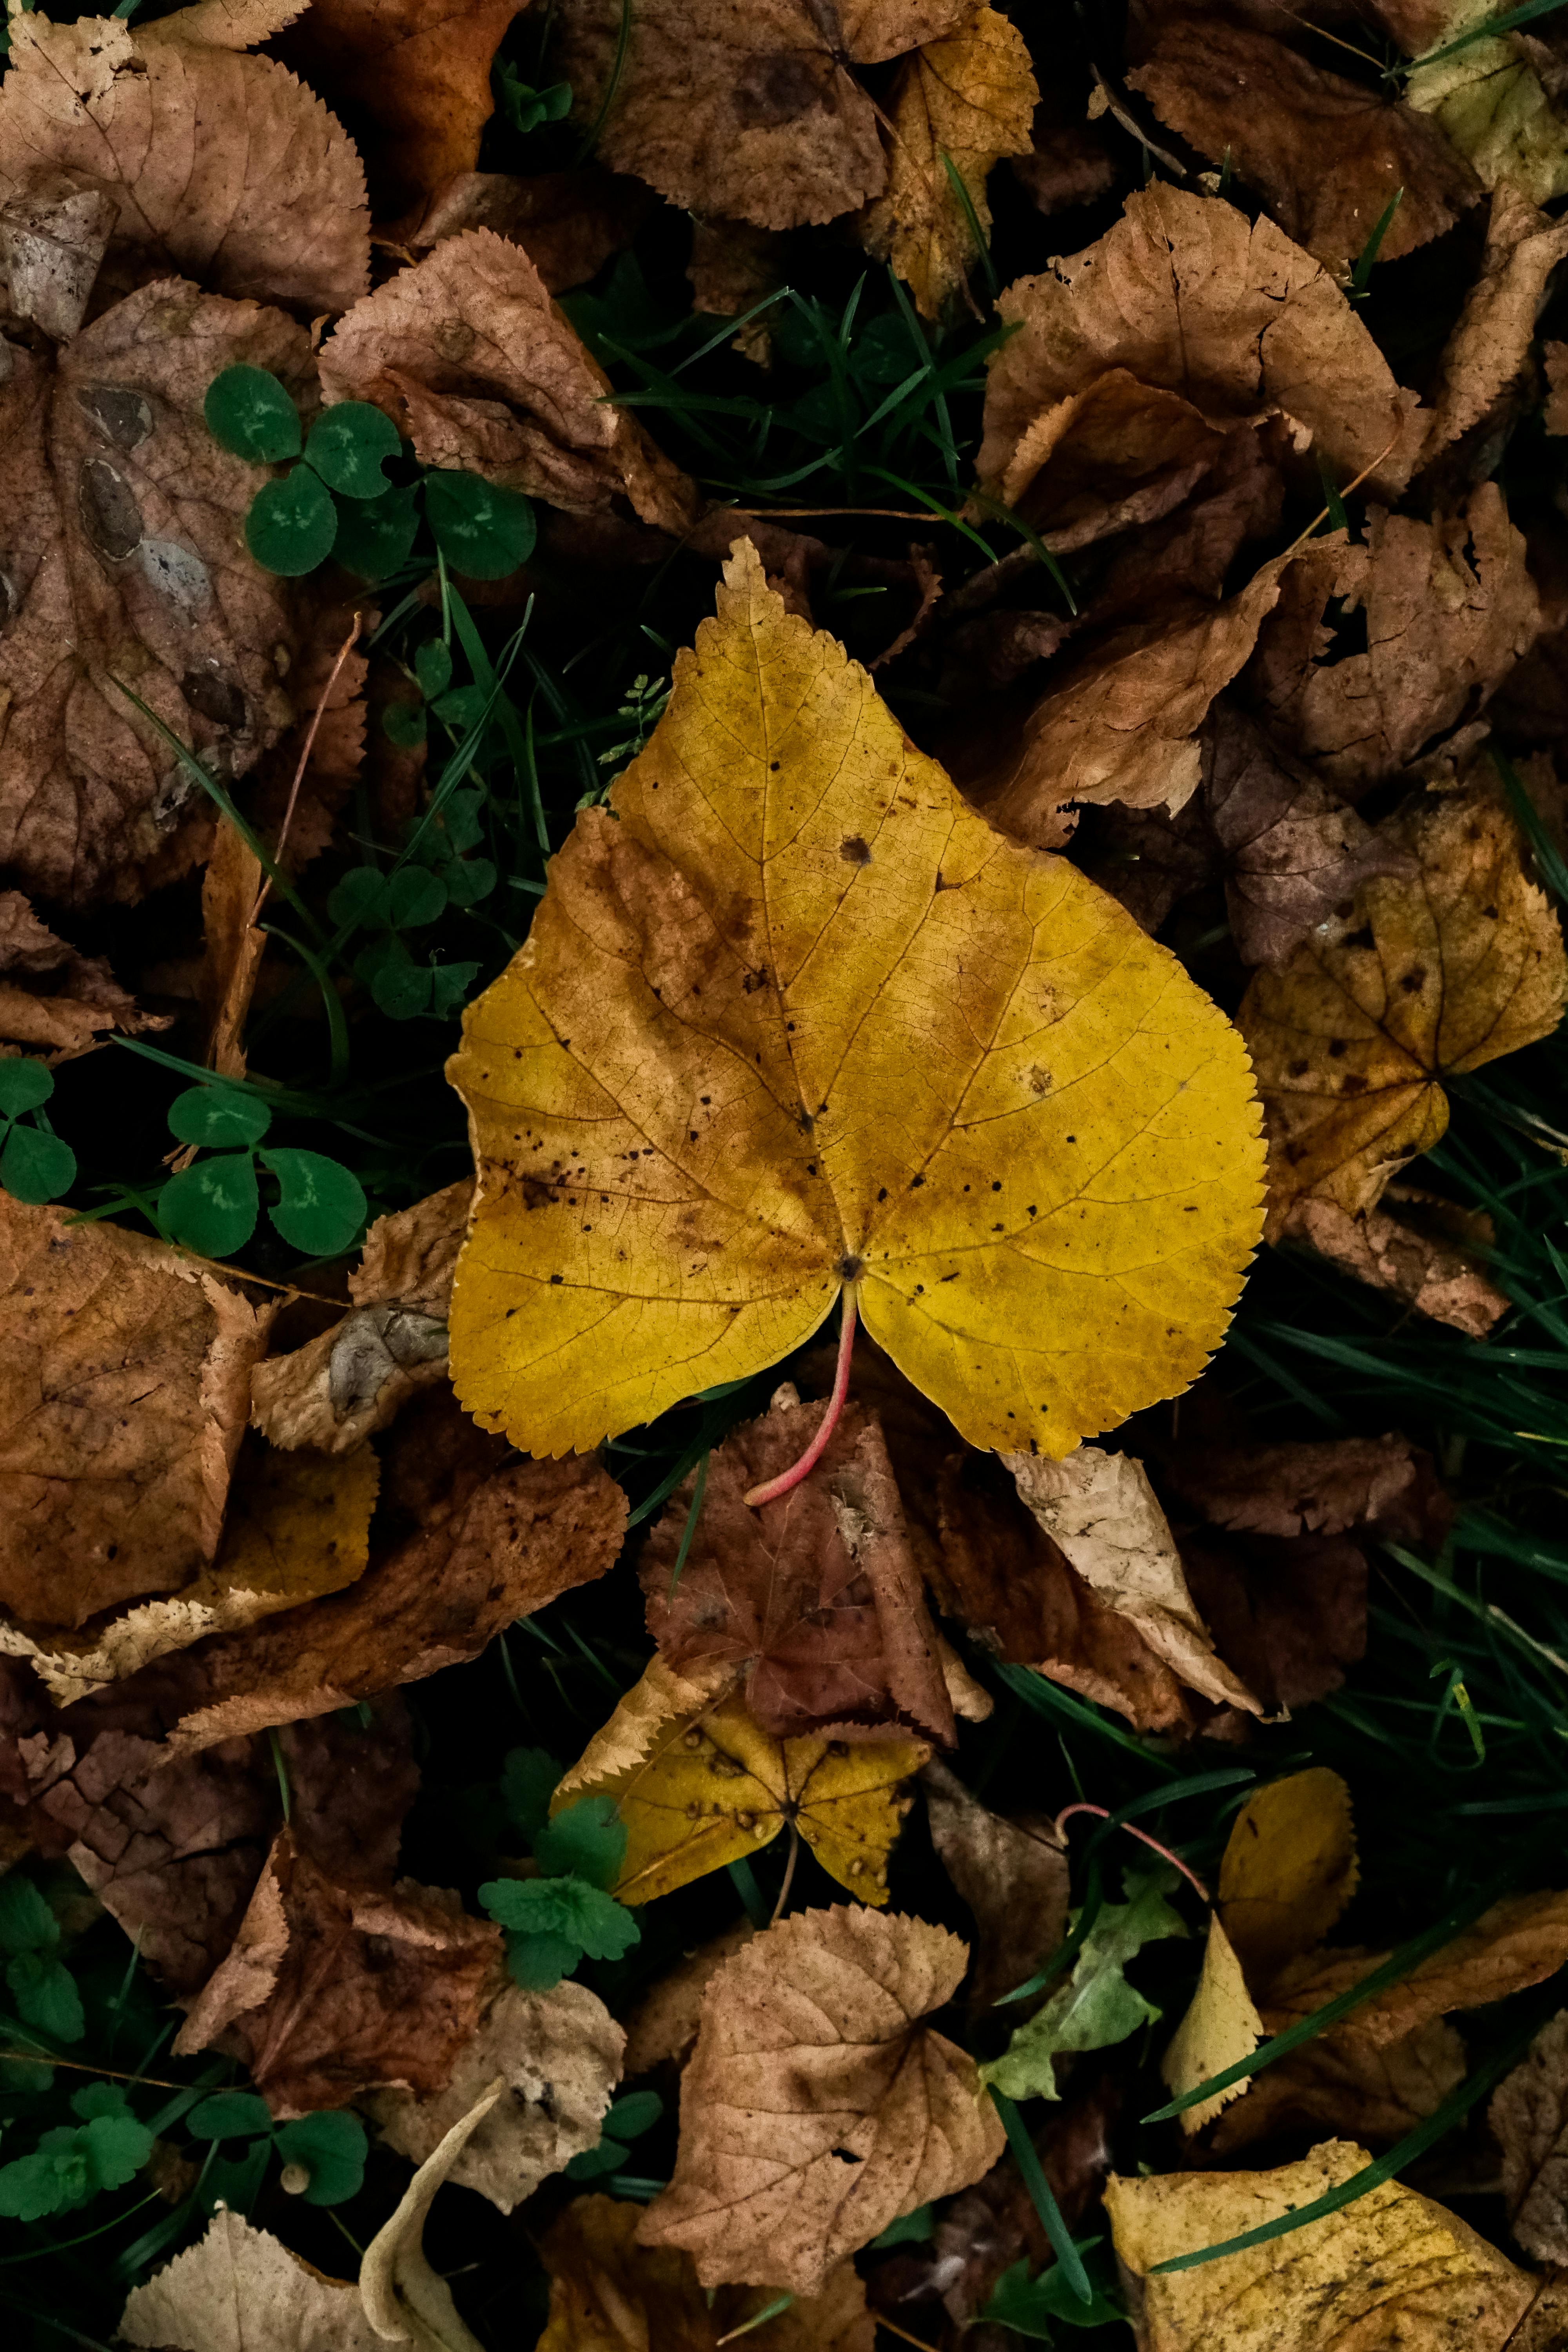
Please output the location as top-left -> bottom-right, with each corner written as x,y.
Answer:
1218,1766 -> 1359,1982
1238,779 -> 1566,1232
556,1666 -> 926,1906
1160,1915 -> 1263,2135
446,541 -> 1266,1458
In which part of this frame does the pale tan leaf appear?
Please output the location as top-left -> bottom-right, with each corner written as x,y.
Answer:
1161,1915 -> 1263,2134
360,2081 -> 501,2352
120,2207 -> 381,2352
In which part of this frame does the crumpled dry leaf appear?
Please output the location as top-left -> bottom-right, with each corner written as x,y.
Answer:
251,1307 -> 450,1454
621,1920 -> 757,2076
558,1668 -> 927,1906
119,2206 -> 382,2352
539,2196 -> 877,2352
860,5 -> 1037,318
353,1180 -> 473,1312
688,218 -> 787,365
551,0 -> 970,232
0,893 -> 161,1060
319,228 -> 698,533
1238,775 -> 1568,1230
174,1826 -> 503,2114
1,1436 -> 379,1707
447,539 -> 1265,1460
366,1978 -> 622,2212
194,821 -> 267,1082
1006,1448 -> 1261,1715
1105,2138 -> 1534,2352
156,1390 -> 627,1751
405,169 -> 653,294
0,11 -> 369,317
1125,6 -> 1479,275
1161,1915 -> 1263,2134
922,1757 -> 1068,2013
0,182 -> 118,342
641,1903 -> 1005,2293
931,1450 -> 1198,1734
0,279 -> 310,907
641,1391 -> 954,1746
1421,184 -> 1568,470
0,1197 -> 271,1630
274,0 -> 519,221
1491,2009 -> 1568,2265
976,185 -> 1423,510
1207,2004 -> 1468,2158
1274,1190 -> 1513,1338
360,2080 -> 497,2352
1241,490 -> 1539,793
988,370 -> 1251,557
1217,1766 -> 1360,1983
1279,1889 -> 1568,2057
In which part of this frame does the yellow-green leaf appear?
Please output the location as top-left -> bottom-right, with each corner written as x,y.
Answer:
1218,1766 -> 1359,1983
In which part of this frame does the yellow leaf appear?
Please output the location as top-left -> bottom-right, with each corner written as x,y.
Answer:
1161,1916 -> 1263,2135
1218,1767 -> 1359,1983
1407,3 -> 1568,207
557,1665 -> 927,1906
1238,778 -> 1566,1234
1105,2138 -> 1534,2352
446,540 -> 1266,1461
861,5 -> 1038,318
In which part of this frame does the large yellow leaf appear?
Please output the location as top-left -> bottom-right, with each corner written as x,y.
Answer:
1218,1767 -> 1359,1982
556,1665 -> 926,1906
446,541 -> 1265,1458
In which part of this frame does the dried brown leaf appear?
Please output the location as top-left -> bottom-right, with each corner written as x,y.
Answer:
688,218 -> 788,364
119,2207 -> 381,2352
1423,185 -> 1568,468
1491,2010 -> 1568,2265
0,183 -> 116,342
367,1979 -> 623,2212
641,1391 -> 954,1746
250,1307 -> 450,1454
352,1180 -> 473,1313
621,1921 -> 757,2076
1238,776 -> 1567,1229
405,169 -> 653,293
1274,1192 -> 1513,1337
319,228 -> 697,531
0,12 -> 369,316
922,1757 -> 1068,2013
174,1826 -> 503,2114
0,893 -> 162,1061
640,1904 -> 1005,2292
0,281 -> 310,907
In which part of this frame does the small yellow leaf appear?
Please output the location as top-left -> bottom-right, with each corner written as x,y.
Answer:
447,540 -> 1266,1461
1161,1915 -> 1263,2135
861,5 -> 1038,318
557,1666 -> 927,1906
1218,1767 -> 1359,1982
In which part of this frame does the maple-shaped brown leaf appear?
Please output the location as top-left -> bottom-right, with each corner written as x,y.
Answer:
318,229 -> 697,533
1491,2010 -> 1568,2266
641,1390 -> 954,1746
0,281 -> 312,908
0,11 -> 369,318
1239,775 -> 1567,1231
275,0 -> 519,221
551,0 -> 969,232
174,1825 -> 503,2113
0,1197 -> 272,1629
641,1904 -> 1005,2292
1125,4 -> 1479,275
1241,489 -> 1539,795
0,894 -> 162,1060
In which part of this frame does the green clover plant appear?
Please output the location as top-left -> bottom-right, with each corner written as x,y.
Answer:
0,1061 -> 76,1204
156,1084 -> 367,1261
562,2088 -> 662,2182
185,2092 -> 366,2210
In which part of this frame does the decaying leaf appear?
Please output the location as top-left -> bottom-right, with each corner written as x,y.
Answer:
447,539 -> 1266,1461
119,2206 -> 382,2352
980,1866 -> 1188,2102
922,1757 -> 1069,2012
1125,7 -> 1480,275
976,185 -> 1423,511
360,2080 -> 498,2352
860,5 -> 1038,318
1241,491 -> 1539,793
1217,1768 -> 1359,1982
0,893 -> 161,1060
538,2195 -> 877,2351
1238,776 -> 1568,1230
1421,185 -> 1568,469
352,1180 -> 473,1312
0,280 -> 309,907
1491,2009 -> 1568,2265
0,9 -> 370,317
1105,2138 -> 1534,2352
558,1667 -> 927,1906
621,1920 -> 757,2076
1274,1190 -> 1513,1338
275,0 -> 520,220
1,1436 -> 379,1706
641,1391 -> 954,1745
551,0 -> 969,232
1006,1447 -> 1260,1714
641,1904 -> 1005,2292
1161,1915 -> 1263,2134
174,1827 -> 503,2114
688,218 -> 787,365
0,1198 -> 271,1631
0,181 -> 117,342
365,1978 -> 623,2212
194,821 -> 267,1082
250,1308 -> 450,1454
318,229 -> 698,533
405,169 -> 653,294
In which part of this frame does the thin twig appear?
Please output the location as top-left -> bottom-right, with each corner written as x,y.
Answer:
1055,1802 -> 1211,1904
253,610 -> 363,923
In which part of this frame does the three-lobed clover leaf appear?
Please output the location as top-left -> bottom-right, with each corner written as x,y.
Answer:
0,1060 -> 75,1204
425,470 -> 537,579
156,1085 -> 367,1261
204,365 -> 302,465
304,403 -> 401,499
246,466 -> 338,576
